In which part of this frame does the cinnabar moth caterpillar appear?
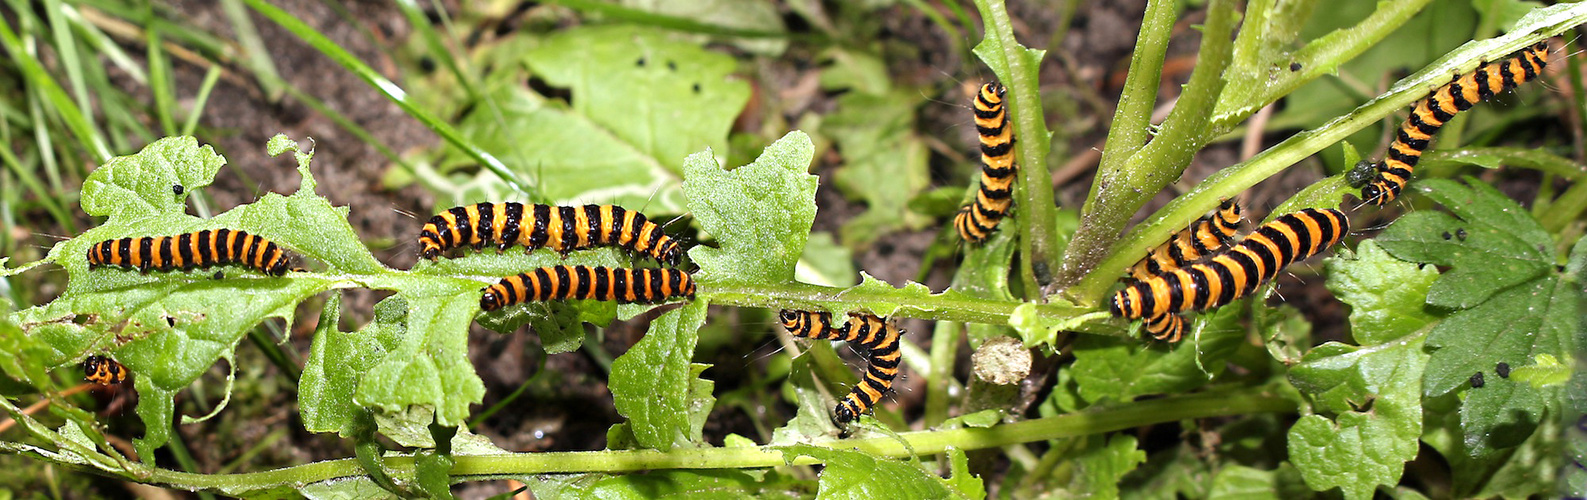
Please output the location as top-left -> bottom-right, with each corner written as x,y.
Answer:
954,82 -> 1017,243
1128,199 -> 1244,281
418,202 -> 682,266
778,310 -> 902,423
479,265 -> 695,311
87,229 -> 292,277
1142,313 -> 1187,343
82,355 -> 128,386
1111,208 -> 1349,341
1362,42 -> 1549,206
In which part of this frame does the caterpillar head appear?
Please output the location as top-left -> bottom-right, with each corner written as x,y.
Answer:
479,286 -> 506,311
832,403 -> 859,424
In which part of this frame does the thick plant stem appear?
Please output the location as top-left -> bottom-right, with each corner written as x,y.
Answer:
140,391 -> 1296,493
1051,0 -> 1177,294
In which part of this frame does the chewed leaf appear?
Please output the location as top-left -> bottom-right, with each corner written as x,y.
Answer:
780,444 -> 975,499
353,287 -> 485,429
1325,241 -> 1440,345
1288,334 -> 1427,500
684,131 -> 817,285
80,136 -> 224,220
610,301 -> 711,451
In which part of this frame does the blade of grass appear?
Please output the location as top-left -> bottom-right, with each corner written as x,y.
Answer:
241,0 -> 536,199
180,66 -> 223,137
40,0 -> 92,123
219,0 -> 284,101
146,26 -> 177,135
395,0 -> 477,100
0,9 -> 111,162
542,0 -> 797,40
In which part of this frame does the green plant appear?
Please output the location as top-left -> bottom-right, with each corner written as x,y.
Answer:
1,1 -> 1583,498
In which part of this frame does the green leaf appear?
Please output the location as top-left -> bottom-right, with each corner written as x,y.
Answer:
1324,240 -> 1440,344
526,469 -> 802,500
300,294 -> 392,436
1287,334 -> 1427,500
1509,353 -> 1572,388
795,232 -> 857,287
780,444 -> 971,499
943,448 -> 987,500
512,24 -> 750,209
609,301 -> 711,451
1071,434 -> 1148,499
79,136 -> 222,220
684,131 -> 818,284
353,286 -> 486,430
1375,179 -> 1551,309
824,89 -> 930,249
1071,305 -> 1243,403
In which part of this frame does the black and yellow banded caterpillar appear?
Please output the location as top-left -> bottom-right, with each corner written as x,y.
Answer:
82,355 -> 128,386
1111,208 -> 1349,342
87,229 -> 292,277
954,82 -> 1017,243
778,310 -> 902,424
1128,199 -> 1244,282
479,265 -> 695,311
419,202 -> 683,266
1361,42 -> 1549,206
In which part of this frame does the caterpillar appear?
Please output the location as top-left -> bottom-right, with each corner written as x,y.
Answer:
778,310 -> 902,424
1128,199 -> 1244,282
1361,42 -> 1549,206
87,229 -> 292,277
418,202 -> 682,266
1111,208 -> 1349,341
954,82 -> 1017,243
82,355 -> 128,386
479,265 -> 695,311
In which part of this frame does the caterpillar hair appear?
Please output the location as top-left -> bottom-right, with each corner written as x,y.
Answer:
480,265 -> 695,311
954,82 -> 1018,243
1362,42 -> 1549,206
87,229 -> 292,277
419,202 -> 682,266
1111,208 -> 1350,341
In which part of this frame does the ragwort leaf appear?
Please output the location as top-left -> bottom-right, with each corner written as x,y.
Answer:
353,282 -> 486,430
1071,305 -> 1242,403
1376,179 -> 1551,309
780,444 -> 974,500
609,301 -> 712,451
1287,333 -> 1427,500
1325,240 -> 1439,345
79,136 -> 222,220
684,131 -> 817,285
824,90 -> 931,249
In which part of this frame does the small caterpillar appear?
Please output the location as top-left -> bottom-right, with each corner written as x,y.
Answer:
419,202 -> 682,265
479,265 -> 695,311
1361,42 -> 1549,205
778,310 -> 902,424
954,82 -> 1017,243
1127,199 -> 1244,282
82,355 -> 128,386
1111,208 -> 1349,342
87,229 -> 292,276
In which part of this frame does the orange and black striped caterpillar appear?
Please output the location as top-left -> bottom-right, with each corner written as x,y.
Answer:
778,310 -> 902,424
1127,199 -> 1244,282
419,202 -> 683,266
82,355 -> 128,386
1361,42 -> 1549,206
87,229 -> 292,277
954,82 -> 1017,243
1111,208 -> 1349,342
480,265 -> 695,311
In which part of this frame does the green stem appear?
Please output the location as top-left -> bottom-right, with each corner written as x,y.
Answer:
970,0 -> 1058,293
1065,25 -> 1585,306
1054,0 -> 1176,292
924,321 -> 958,426
1540,179 -> 1587,234
701,281 -> 1123,337
139,391 -> 1295,492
